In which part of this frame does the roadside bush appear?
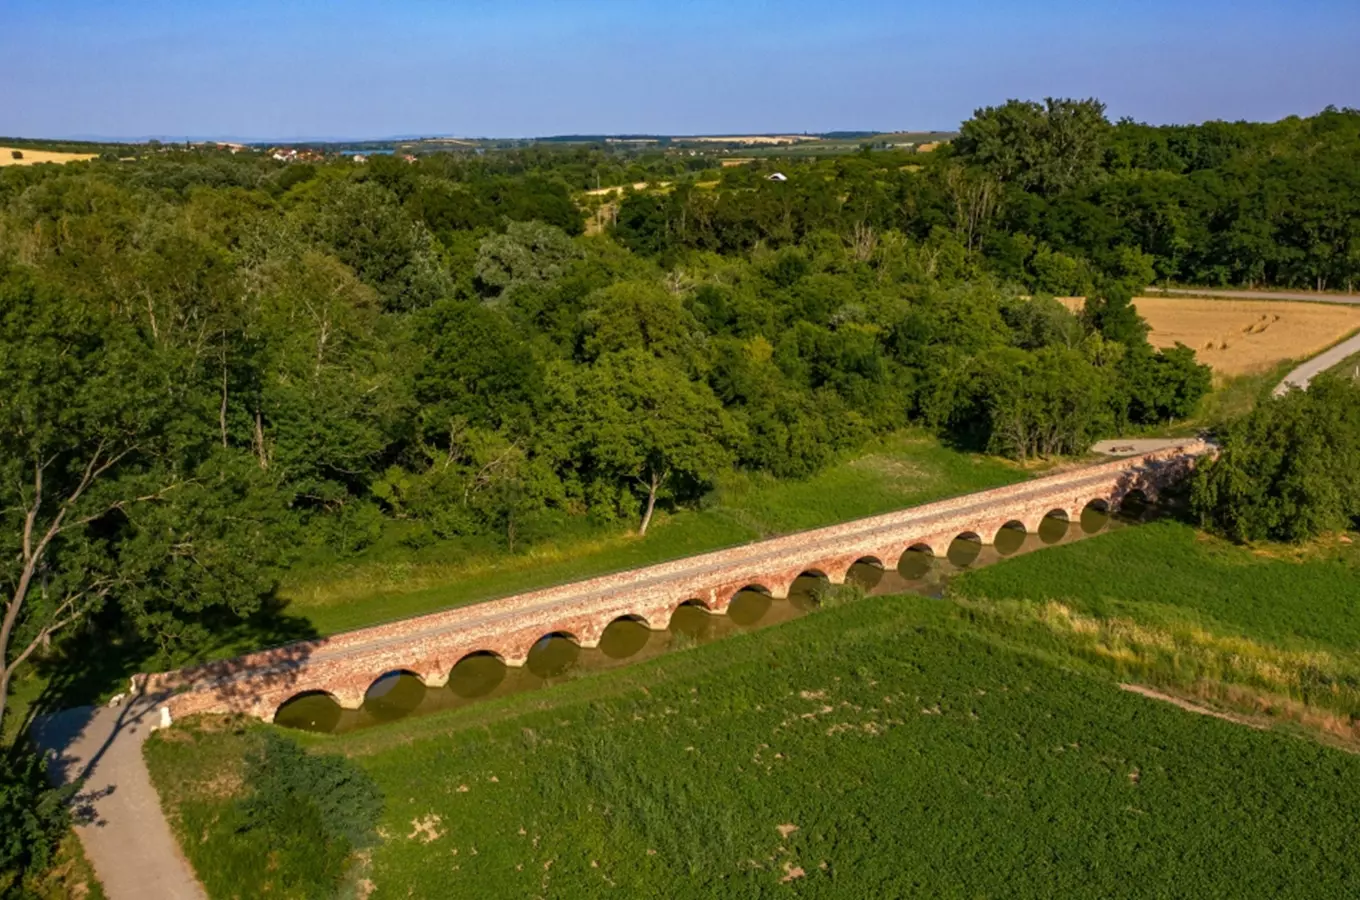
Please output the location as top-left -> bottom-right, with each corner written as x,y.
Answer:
234,731 -> 382,896
1192,375 -> 1360,542
0,748 -> 72,898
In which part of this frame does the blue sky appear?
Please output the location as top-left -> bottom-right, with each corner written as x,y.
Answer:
2,0 -> 1358,140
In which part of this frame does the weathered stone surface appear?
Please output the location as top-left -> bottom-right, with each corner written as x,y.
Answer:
143,441 -> 1209,721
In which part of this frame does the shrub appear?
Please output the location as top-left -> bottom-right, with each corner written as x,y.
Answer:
8,151 -> 21,161
0,748 -> 72,896
234,731 -> 383,895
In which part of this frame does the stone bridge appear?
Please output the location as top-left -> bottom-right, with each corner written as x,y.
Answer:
144,440 -> 1211,722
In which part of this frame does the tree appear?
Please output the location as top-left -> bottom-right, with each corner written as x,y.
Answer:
543,352 -> 737,535
0,268 -> 286,725
474,220 -> 580,300
8,151 -> 20,161
1192,376 -> 1360,542
956,98 -> 1112,196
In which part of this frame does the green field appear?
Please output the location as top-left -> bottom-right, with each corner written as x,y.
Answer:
279,431 -> 1027,636
148,520 -> 1360,898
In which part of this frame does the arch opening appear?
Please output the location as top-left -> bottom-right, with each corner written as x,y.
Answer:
1080,499 -> 1111,534
448,650 -> 507,699
846,557 -> 885,591
728,586 -> 774,627
669,599 -> 714,641
364,669 -> 427,721
897,543 -> 935,579
947,533 -> 983,568
788,571 -> 830,611
1039,509 -> 1070,545
527,631 -> 581,679
1119,489 -> 1151,520
994,520 -> 1026,556
600,615 -> 652,659
274,690 -> 343,733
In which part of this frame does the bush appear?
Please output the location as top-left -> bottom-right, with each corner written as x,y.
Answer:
234,731 -> 382,896
0,748 -> 72,897
8,151 -> 21,161
1192,375 -> 1360,542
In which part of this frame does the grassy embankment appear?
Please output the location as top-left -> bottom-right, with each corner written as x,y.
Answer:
148,519 -> 1360,898
279,431 -> 1027,636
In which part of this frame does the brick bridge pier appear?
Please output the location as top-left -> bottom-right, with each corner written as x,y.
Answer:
143,440 -> 1211,722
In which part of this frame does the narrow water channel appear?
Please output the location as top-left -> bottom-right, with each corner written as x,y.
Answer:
276,501 -> 1143,734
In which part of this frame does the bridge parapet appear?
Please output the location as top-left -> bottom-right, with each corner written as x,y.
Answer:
145,440 -> 1211,722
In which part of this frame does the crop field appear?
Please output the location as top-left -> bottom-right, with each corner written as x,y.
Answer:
0,146 -> 97,166
148,579 -> 1360,898
1134,296 -> 1360,376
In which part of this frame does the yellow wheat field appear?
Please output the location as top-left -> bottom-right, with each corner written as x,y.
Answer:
0,146 -> 98,166
1059,296 -> 1360,376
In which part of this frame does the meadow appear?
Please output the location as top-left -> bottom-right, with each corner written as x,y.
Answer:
148,521 -> 1360,898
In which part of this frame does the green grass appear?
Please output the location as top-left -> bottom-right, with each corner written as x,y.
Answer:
150,586 -> 1360,899
951,519 -> 1360,653
280,431 -> 1027,636
950,519 -> 1360,728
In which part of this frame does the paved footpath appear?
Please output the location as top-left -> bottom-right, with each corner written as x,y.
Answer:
31,693 -> 206,900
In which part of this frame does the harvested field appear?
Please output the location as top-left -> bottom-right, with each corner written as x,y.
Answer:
685,135 -> 819,145
1060,296 -> 1360,376
0,146 -> 97,166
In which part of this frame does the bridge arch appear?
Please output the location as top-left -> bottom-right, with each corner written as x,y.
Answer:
1037,508 -> 1069,545
273,689 -> 345,730
447,650 -> 507,699
363,669 -> 427,719
667,599 -> 715,640
599,614 -> 652,659
1080,499 -> 1111,533
525,631 -> 581,678
896,542 -> 936,579
993,520 -> 1026,555
728,584 -> 774,626
947,532 -> 984,567
846,556 -> 886,590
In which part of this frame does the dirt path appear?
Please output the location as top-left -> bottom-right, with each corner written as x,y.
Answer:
1118,683 -> 1267,730
31,694 -> 206,900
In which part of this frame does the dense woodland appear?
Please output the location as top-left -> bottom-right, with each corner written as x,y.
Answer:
2,99 -> 1359,891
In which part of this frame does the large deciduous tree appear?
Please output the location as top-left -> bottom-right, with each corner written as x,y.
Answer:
0,267 -> 286,725
543,351 -> 738,535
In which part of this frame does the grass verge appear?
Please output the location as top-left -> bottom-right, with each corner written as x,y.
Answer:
150,540 -> 1360,897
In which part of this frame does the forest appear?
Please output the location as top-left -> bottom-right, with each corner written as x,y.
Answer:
2,99 -> 1359,891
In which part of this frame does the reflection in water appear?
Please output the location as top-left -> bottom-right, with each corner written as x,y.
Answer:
728,589 -> 773,626
277,504 -> 1143,735
669,602 -> 714,642
599,618 -> 651,659
994,523 -> 1026,556
527,634 -> 580,678
1081,505 -> 1110,535
1038,514 -> 1069,545
947,535 -> 983,567
787,575 -> 826,612
845,561 -> 884,591
275,692 -> 343,732
897,546 -> 934,580
365,672 -> 426,721
448,652 -> 506,698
